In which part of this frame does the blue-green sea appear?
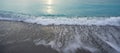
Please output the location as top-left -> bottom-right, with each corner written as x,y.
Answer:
0,0 -> 120,25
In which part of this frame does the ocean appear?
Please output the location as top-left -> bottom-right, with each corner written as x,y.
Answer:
0,0 -> 120,25
0,0 -> 120,53
0,0 -> 120,16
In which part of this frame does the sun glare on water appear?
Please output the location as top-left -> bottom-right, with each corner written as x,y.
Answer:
46,6 -> 53,14
47,0 -> 53,5
46,0 -> 54,14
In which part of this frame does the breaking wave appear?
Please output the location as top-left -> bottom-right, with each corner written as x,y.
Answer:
0,10 -> 120,53
0,10 -> 120,26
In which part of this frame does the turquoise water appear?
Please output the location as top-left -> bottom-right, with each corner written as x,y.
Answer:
0,0 -> 120,17
0,0 -> 120,25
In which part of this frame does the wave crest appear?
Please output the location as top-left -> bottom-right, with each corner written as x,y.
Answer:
0,11 -> 120,26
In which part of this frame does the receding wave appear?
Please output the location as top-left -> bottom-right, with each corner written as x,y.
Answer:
0,22 -> 120,53
0,11 -> 120,53
0,10 -> 120,26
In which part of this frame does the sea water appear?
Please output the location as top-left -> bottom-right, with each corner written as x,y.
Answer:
0,0 -> 120,25
0,0 -> 120,53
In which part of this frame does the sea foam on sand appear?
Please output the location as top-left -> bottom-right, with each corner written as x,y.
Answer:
0,20 -> 120,53
0,16 -> 120,26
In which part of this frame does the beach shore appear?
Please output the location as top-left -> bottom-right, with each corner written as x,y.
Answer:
0,20 -> 120,53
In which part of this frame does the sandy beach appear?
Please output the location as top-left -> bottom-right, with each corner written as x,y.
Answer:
0,20 -> 120,53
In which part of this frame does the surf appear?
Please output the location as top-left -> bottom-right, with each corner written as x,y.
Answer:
0,11 -> 120,26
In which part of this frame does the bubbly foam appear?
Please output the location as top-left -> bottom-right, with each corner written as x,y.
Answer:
0,10 -> 120,26
0,16 -> 120,26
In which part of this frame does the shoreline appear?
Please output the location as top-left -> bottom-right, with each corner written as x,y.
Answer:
0,20 -> 119,27
0,16 -> 120,26
0,20 -> 120,53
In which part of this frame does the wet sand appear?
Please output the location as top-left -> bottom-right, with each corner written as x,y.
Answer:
0,20 -> 120,53
0,20 -> 59,53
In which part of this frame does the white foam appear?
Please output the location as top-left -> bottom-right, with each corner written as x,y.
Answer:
0,16 -> 120,26
106,41 -> 120,52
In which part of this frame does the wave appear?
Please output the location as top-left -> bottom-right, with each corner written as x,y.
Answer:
0,10 -> 120,26
0,10 -> 120,53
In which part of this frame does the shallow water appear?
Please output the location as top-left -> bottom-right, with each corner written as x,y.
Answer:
0,21 -> 120,53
